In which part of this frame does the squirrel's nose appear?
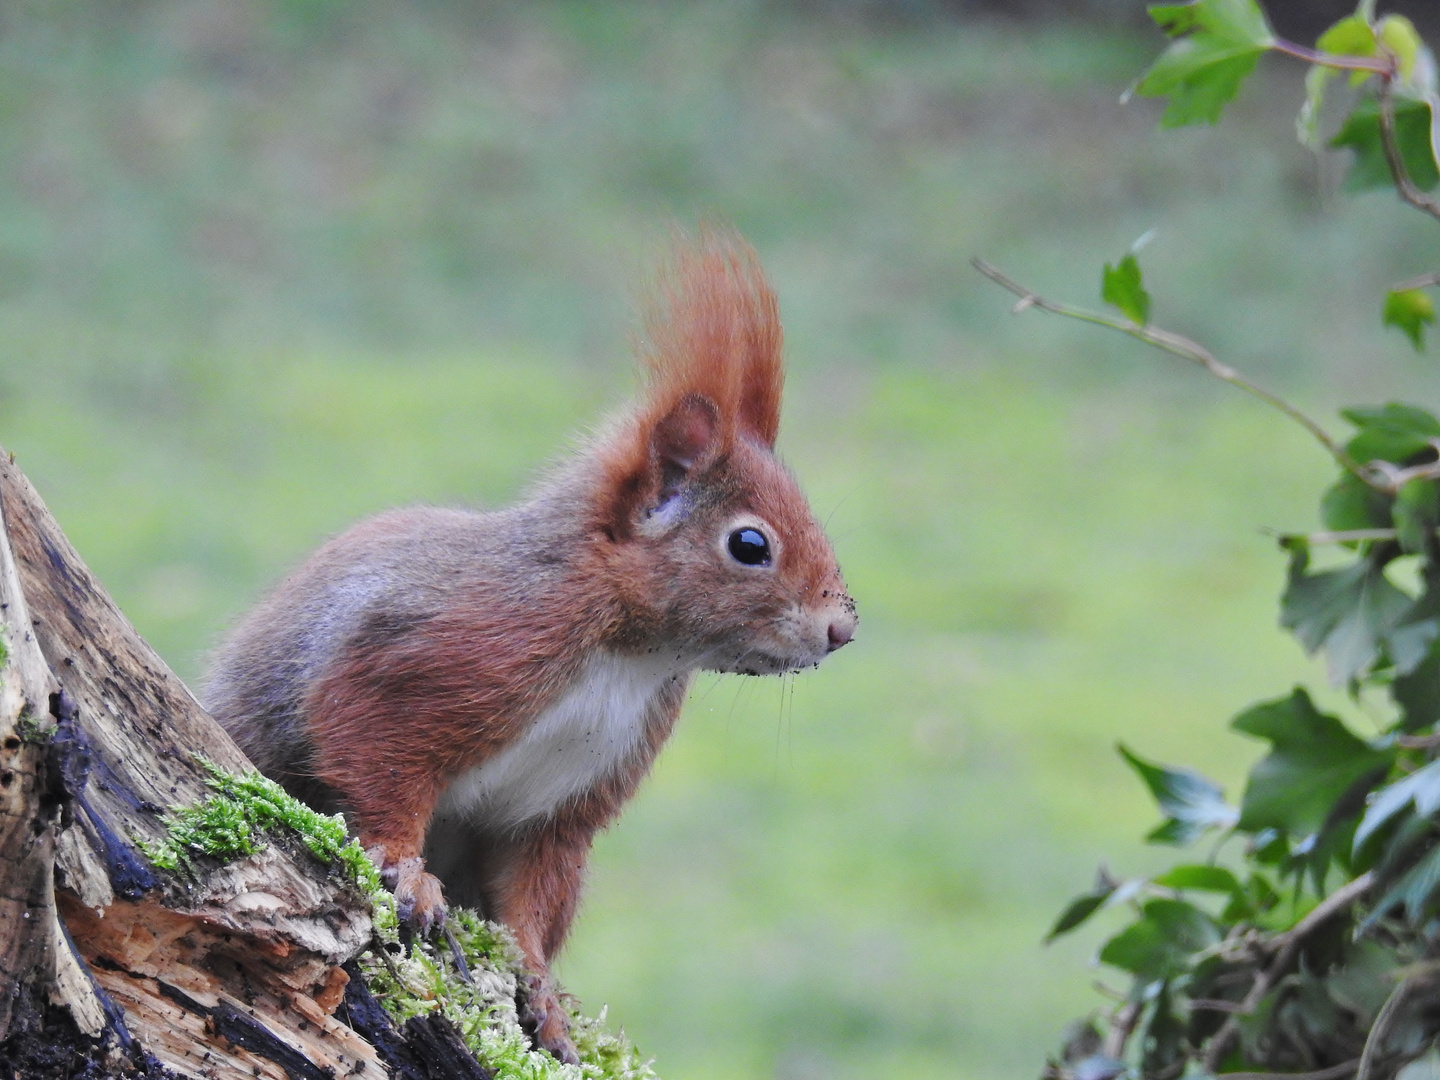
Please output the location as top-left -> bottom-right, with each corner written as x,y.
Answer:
826,613 -> 856,651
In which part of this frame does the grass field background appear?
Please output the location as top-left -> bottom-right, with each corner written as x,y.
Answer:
3,3 -> 1439,1077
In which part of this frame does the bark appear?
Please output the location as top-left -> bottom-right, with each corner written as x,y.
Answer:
0,451 -> 487,1079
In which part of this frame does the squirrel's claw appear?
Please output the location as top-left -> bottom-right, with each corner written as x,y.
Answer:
520,973 -> 580,1066
375,853 -> 448,934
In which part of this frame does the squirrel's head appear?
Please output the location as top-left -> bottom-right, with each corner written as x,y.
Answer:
592,230 -> 856,674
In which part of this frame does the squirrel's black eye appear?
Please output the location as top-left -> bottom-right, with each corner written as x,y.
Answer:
727,528 -> 771,567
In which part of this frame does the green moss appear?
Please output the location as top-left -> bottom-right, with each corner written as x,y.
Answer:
141,760 -> 393,929
13,706 -> 50,745
359,909 -> 657,1080
146,763 -> 653,1078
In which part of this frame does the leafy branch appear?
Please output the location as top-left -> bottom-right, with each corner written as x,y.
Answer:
1200,872 -> 1375,1074
986,3 -> 1440,1079
1377,86 -> 1440,225
970,257 -> 1372,487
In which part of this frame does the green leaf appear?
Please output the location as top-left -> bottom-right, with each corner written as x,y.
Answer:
1101,254 -> 1151,326
1395,478 -> 1440,553
1389,597 -> 1440,677
1280,549 -> 1414,684
1394,644 -> 1440,730
1365,841 -> 1440,928
1136,0 -> 1275,128
1389,563 -> 1440,686
1320,472 -> 1393,532
1046,868 -> 1121,941
1233,689 -> 1395,835
1098,898 -> 1221,980
1119,743 -> 1238,845
1156,864 -> 1256,920
1378,15 -> 1424,83
1140,981 -> 1186,1077
1326,940 -> 1404,1023
1384,288 -> 1436,352
1229,870 -> 1279,921
1152,864 -> 1243,895
1341,403 -> 1440,464
1318,14 -> 1379,58
1047,890 -> 1113,943
1331,95 -> 1440,193
1354,758 -> 1440,851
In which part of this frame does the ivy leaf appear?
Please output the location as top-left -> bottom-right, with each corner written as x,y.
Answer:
1280,548 -> 1413,685
1152,864 -> 1243,895
1233,689 -> 1395,836
1395,478 -> 1440,554
1330,95 -> 1440,193
1320,472 -> 1393,533
1364,842 -> 1440,929
1389,593 -> 1440,677
1378,15 -> 1425,85
1102,254 -> 1151,326
1046,868 -> 1121,942
1141,981 -> 1186,1077
1341,403 -> 1440,465
1134,0 -> 1275,128
1119,743 -> 1238,845
1320,14 -> 1381,62
1394,645 -> 1440,730
1384,288 -> 1436,352
1152,864 -> 1252,918
1098,898 -> 1221,980
1326,940 -> 1404,1022
1354,758 -> 1440,852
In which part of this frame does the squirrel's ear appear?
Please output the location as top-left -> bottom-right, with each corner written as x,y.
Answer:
651,393 -> 720,504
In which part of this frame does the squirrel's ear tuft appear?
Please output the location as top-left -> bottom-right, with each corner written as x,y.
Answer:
641,228 -> 784,450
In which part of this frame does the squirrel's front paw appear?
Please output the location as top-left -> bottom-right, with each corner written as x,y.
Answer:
370,850 -> 448,933
520,974 -> 580,1066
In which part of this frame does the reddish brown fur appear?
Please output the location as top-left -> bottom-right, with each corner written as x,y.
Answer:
204,229 -> 855,1065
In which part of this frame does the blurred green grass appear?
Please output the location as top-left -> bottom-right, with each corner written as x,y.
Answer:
3,2 -> 1439,1078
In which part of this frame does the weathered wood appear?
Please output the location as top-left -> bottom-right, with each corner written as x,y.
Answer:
0,453 -> 381,1078
0,452 -> 540,1078
0,449 -> 111,1046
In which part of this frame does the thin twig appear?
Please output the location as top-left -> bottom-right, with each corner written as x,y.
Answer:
1269,873 -> 1376,957
1201,874 -> 1375,1074
1356,975 -> 1412,1080
1392,271 -> 1440,293
442,925 -> 475,986
1367,453 -> 1440,492
1273,38 -> 1394,76
1377,86 -> 1440,226
1190,998 -> 1251,1014
1216,1061 -> 1359,1080
972,258 -> 1374,487
1397,732 -> 1440,750
1102,998 -> 1142,1061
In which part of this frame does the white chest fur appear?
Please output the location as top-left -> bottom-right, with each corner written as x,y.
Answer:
434,651 -> 687,833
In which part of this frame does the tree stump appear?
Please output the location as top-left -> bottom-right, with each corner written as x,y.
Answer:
0,451 -> 501,1079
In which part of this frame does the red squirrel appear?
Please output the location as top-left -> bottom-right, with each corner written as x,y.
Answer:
203,231 -> 857,1064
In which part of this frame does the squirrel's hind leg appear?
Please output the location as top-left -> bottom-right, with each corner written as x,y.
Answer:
485,820 -> 595,1066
